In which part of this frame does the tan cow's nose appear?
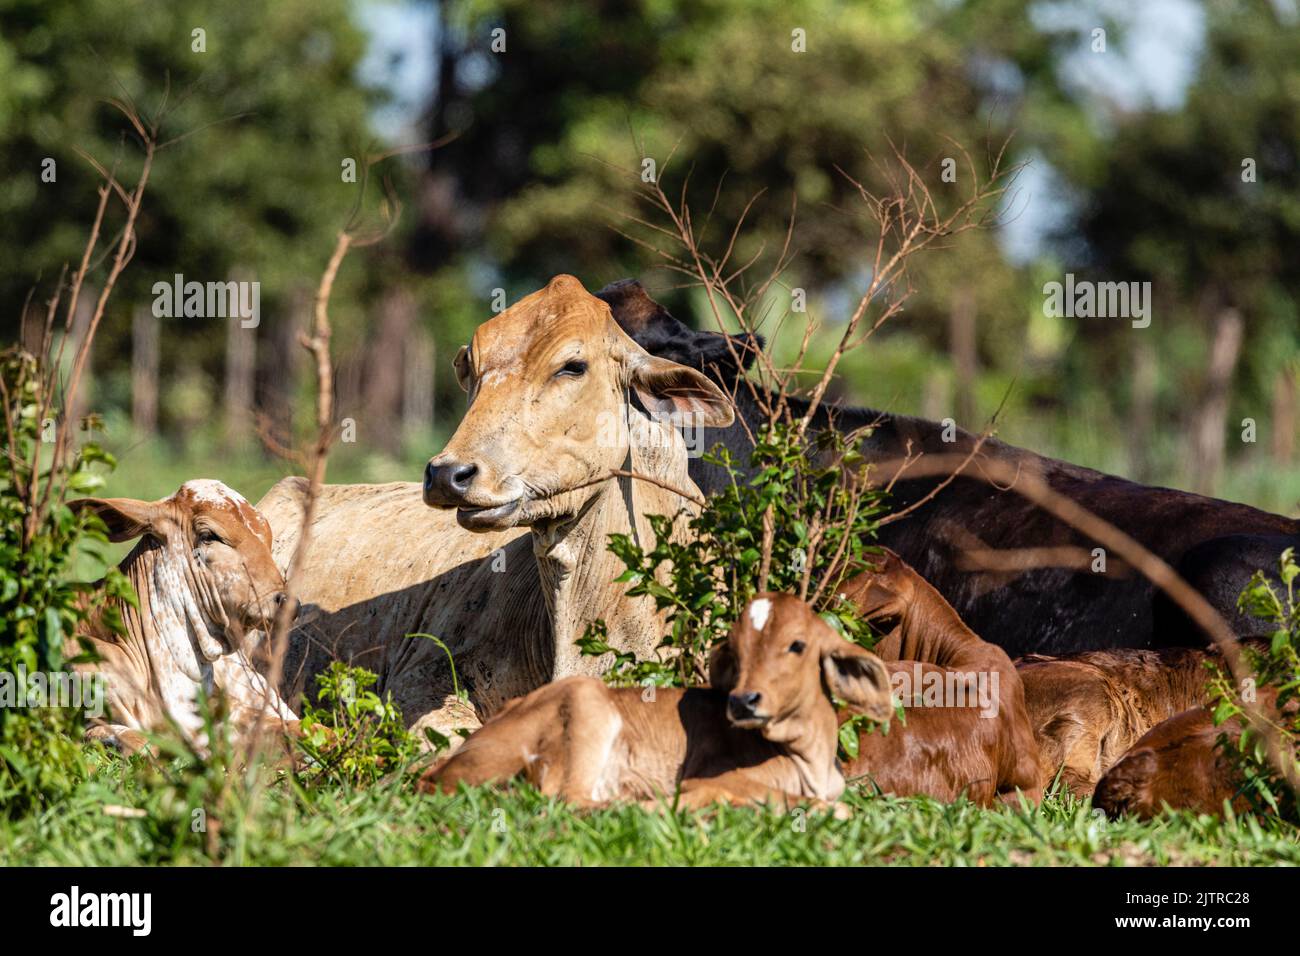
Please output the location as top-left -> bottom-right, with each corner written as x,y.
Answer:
274,592 -> 300,620
424,458 -> 478,507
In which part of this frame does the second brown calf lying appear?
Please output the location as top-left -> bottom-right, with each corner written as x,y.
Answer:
837,550 -> 1043,805
1015,647 -> 1214,796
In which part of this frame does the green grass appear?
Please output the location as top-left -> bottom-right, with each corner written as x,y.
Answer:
4,754 -> 1298,866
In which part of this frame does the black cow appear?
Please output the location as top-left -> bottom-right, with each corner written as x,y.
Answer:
598,279 -> 1299,657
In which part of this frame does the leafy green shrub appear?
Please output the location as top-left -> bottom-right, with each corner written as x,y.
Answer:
0,348 -> 133,816
1208,547 -> 1300,819
579,420 -> 887,687
295,662 -> 423,787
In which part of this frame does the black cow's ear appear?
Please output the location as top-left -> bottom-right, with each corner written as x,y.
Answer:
735,332 -> 765,370
693,331 -> 764,375
69,497 -> 161,543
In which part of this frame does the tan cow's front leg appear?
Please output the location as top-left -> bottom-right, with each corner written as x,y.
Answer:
209,650 -> 299,747
85,723 -> 151,756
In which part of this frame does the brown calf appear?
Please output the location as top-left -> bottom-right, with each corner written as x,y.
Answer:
836,549 -> 1042,805
419,593 -> 895,811
1015,647 -> 1214,796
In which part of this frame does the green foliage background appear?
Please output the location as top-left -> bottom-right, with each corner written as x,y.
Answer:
0,0 -> 1295,538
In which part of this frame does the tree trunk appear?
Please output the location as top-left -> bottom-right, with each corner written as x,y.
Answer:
363,288 -> 416,454
224,303 -> 256,450
949,285 -> 977,426
131,305 -> 159,437
1127,338 -> 1157,482
1189,308 -> 1244,496
403,325 -> 435,444
263,287 -> 306,450
1273,361 -> 1297,466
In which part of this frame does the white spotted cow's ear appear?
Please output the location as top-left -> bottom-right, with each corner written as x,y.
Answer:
626,351 -> 735,428
68,497 -> 164,543
821,639 -> 893,722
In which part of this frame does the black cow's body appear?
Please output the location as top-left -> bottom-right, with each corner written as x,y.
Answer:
599,279 -> 1299,657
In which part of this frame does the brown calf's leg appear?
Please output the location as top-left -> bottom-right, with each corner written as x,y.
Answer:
418,677 -> 625,804
673,772 -> 850,819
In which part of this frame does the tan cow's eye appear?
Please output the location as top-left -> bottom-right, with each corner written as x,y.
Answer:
556,360 -> 587,378
788,640 -> 806,655
197,529 -> 223,545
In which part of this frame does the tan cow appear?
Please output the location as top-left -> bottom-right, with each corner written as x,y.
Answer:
71,480 -> 298,752
420,593 -> 895,811
260,274 -> 733,747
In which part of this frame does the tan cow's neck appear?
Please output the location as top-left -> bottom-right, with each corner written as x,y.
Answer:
531,405 -> 699,679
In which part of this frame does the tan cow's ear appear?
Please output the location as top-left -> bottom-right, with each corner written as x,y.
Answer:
707,641 -> 739,691
628,353 -> 735,428
68,497 -> 162,543
453,345 -> 472,392
822,641 -> 894,722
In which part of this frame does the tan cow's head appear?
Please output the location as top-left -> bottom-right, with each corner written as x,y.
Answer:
71,480 -> 291,658
711,594 -> 894,744
424,274 -> 734,530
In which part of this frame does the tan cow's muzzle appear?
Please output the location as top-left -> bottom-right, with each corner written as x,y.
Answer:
423,455 -> 522,529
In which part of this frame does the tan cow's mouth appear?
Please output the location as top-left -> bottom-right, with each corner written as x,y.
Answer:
728,714 -> 772,731
456,498 -> 521,530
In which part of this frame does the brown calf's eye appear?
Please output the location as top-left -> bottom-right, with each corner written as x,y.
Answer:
788,640 -> 806,654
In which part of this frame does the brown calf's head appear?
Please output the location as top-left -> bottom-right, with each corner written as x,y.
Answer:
424,274 -> 735,530
712,593 -> 895,744
71,480 -> 291,656
837,548 -> 917,631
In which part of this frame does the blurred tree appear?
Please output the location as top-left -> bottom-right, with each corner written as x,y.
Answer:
0,0 -> 379,446
1039,0 -> 1300,492
415,0 -> 1037,425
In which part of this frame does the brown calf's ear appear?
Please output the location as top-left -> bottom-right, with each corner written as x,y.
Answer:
822,642 -> 894,722
708,641 -> 739,691
68,497 -> 162,543
453,345 -> 472,393
628,353 -> 735,428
